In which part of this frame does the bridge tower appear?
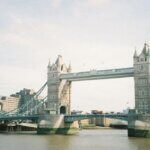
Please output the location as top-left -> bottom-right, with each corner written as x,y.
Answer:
37,56 -> 78,134
128,43 -> 150,137
134,43 -> 150,114
46,55 -> 72,115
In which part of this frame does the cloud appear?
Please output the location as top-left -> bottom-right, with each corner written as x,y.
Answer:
86,0 -> 110,8
0,12 -> 65,50
50,0 -> 63,9
1,0 -> 147,111
74,0 -> 110,10
0,64 -> 46,95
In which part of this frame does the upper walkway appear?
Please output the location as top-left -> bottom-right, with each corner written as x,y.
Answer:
60,67 -> 134,81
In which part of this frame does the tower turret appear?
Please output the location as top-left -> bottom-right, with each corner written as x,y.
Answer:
48,59 -> 51,67
142,43 -> 149,55
133,48 -> 139,63
134,49 -> 137,58
68,62 -> 72,73
47,59 -> 51,72
55,55 -> 62,71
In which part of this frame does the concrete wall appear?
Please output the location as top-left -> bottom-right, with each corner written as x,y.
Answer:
37,115 -> 79,134
79,119 -> 90,126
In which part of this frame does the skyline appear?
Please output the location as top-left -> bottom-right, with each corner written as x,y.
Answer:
1,0 -> 150,112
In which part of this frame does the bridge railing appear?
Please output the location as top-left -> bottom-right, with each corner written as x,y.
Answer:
64,114 -> 128,123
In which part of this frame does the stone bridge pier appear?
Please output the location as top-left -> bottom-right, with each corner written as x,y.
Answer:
37,115 -> 79,134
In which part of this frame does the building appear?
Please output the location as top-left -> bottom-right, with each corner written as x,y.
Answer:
122,107 -> 130,114
91,110 -> 103,114
71,110 -> 83,115
0,96 -> 19,112
13,88 -> 44,114
13,88 -> 36,107
134,43 -> 150,114
47,55 -> 72,114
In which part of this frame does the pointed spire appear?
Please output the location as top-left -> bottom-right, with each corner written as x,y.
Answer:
48,59 -> 51,67
68,62 -> 72,72
142,43 -> 149,55
134,47 -> 137,57
56,55 -> 63,67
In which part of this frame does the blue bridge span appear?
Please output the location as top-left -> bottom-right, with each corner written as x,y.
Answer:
0,114 -> 128,122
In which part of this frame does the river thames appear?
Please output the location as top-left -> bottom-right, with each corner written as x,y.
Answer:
0,129 -> 150,150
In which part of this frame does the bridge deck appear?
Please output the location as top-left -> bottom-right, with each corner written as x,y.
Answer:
0,115 -> 39,121
60,67 -> 134,81
64,114 -> 128,122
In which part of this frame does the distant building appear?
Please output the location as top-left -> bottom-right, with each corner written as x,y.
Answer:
0,96 -> 19,112
12,88 -> 44,114
91,110 -> 103,114
0,88 -> 44,114
13,88 -> 36,107
71,110 -> 83,115
123,107 -> 130,114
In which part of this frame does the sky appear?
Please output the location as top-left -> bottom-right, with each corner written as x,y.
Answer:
0,0 -> 150,112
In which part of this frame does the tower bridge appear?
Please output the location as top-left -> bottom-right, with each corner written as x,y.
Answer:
44,43 -> 150,136
0,43 -> 150,137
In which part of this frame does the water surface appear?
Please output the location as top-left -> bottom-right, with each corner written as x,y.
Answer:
0,129 -> 150,150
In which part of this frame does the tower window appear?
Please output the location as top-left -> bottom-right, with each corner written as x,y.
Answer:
139,65 -> 144,71
139,90 -> 145,96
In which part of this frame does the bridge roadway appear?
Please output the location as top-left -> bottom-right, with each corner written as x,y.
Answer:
0,114 -> 128,122
0,115 -> 39,121
59,67 -> 134,81
64,114 -> 128,122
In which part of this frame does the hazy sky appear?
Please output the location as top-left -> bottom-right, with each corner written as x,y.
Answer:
0,0 -> 150,112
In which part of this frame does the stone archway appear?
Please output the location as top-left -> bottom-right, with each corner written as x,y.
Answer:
60,106 -> 66,114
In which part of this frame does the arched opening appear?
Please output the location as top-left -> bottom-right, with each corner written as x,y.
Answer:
60,106 -> 66,114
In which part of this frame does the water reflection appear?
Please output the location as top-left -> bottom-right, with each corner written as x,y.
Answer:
128,136 -> 150,150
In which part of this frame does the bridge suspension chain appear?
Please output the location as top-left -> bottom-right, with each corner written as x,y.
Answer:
0,82 -> 47,116
21,96 -> 47,115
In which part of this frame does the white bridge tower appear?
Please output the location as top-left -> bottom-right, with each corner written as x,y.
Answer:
46,55 -> 71,115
